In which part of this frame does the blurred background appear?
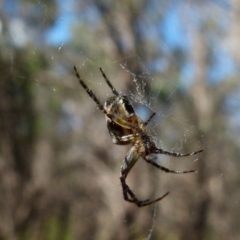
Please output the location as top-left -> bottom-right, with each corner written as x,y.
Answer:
0,0 -> 240,239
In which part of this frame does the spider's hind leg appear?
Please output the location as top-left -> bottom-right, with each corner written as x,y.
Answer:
154,148 -> 203,158
120,146 -> 169,207
120,176 -> 169,207
144,156 -> 196,174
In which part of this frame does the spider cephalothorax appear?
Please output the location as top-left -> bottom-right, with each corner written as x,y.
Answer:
74,66 -> 203,207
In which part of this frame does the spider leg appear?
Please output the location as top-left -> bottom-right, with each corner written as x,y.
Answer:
74,66 -> 105,111
74,66 -> 118,123
115,134 -> 135,143
99,67 -> 119,96
144,156 -> 196,174
154,148 -> 203,157
144,112 -> 156,126
120,176 -> 169,207
120,145 -> 169,207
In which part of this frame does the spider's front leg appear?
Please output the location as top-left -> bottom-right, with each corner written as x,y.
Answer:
120,145 -> 169,207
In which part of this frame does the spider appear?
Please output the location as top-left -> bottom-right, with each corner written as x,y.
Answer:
74,66 -> 203,207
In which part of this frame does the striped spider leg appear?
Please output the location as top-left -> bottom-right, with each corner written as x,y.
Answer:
74,66 -> 203,207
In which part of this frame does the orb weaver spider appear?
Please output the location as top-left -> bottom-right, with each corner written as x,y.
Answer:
74,66 -> 203,207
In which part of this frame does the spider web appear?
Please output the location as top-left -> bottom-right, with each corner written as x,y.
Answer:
77,54 -> 201,239
59,53 -> 201,239
115,55 -> 199,152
